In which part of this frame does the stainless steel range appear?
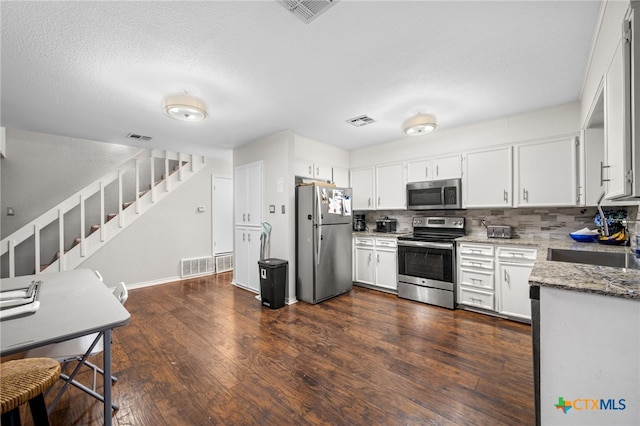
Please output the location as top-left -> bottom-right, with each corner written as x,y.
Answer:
397,216 -> 465,309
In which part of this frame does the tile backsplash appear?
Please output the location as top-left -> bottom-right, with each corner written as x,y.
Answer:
360,205 -> 639,240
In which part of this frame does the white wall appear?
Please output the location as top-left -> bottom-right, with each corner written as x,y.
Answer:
80,160 -> 231,287
1,128 -> 141,237
1,127 -> 233,285
349,102 -> 580,168
234,130 -> 297,301
294,134 -> 350,168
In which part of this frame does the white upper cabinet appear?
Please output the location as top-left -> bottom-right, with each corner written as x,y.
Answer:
604,39 -> 633,200
407,155 -> 461,182
407,159 -> 432,182
375,163 -> 405,209
235,161 -> 263,226
433,154 -> 462,180
463,147 -> 513,208
351,167 -> 375,210
294,159 -> 333,182
515,137 -> 578,207
332,167 -> 349,188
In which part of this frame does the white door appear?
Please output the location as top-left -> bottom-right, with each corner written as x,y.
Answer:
604,40 -> 632,199
247,227 -> 261,292
234,167 -> 248,225
375,163 -> 405,209
351,168 -> 375,210
463,147 -> 512,208
234,227 -> 248,286
407,159 -> 432,182
314,164 -> 333,182
354,246 -> 374,284
245,162 -> 263,225
213,176 -> 233,254
498,262 -> 532,320
433,154 -> 462,180
515,138 -> 577,207
375,249 -> 397,290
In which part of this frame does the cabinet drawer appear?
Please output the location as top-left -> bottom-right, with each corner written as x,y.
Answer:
375,238 -> 397,248
496,246 -> 537,262
459,287 -> 495,310
354,237 -> 375,246
459,269 -> 494,290
459,243 -> 494,257
459,257 -> 494,270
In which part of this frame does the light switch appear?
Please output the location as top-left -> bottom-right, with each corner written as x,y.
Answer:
7,207 -> 15,216
269,205 -> 276,213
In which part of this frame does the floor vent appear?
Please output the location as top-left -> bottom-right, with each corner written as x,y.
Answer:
346,115 -> 376,127
215,253 -> 233,273
181,256 -> 214,278
279,0 -> 339,24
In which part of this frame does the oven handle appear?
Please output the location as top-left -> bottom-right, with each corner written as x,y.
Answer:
398,240 -> 453,250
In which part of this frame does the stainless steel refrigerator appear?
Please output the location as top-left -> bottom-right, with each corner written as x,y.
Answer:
296,184 -> 353,304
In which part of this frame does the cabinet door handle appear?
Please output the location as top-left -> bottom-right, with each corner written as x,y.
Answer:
377,254 -> 380,263
368,198 -> 372,207
247,213 -> 251,222
436,165 -> 439,177
378,197 -> 381,206
248,233 -> 251,243
368,253 -> 372,262
316,167 -> 320,176
522,189 -> 529,202
308,165 -> 312,175
243,232 -> 246,242
425,166 -> 429,178
504,270 -> 509,285
600,161 -> 610,185
243,213 -> 246,222
503,190 -> 508,203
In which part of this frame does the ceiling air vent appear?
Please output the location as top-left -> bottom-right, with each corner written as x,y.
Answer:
346,115 -> 376,127
126,133 -> 152,141
279,0 -> 339,24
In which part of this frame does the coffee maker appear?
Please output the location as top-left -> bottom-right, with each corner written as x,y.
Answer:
353,213 -> 367,231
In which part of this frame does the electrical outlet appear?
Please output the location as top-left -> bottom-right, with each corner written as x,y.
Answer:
7,207 -> 15,216
269,205 -> 275,213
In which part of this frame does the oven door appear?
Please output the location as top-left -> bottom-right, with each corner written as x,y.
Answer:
397,241 -> 454,289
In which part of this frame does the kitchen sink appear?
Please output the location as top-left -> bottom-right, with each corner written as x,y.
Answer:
547,248 -> 640,270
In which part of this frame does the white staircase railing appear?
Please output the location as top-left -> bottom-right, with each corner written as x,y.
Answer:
1,149 -> 206,278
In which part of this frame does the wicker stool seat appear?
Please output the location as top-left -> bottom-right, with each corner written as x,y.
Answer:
1,357 -> 61,426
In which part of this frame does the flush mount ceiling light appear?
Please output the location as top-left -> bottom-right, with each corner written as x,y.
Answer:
163,94 -> 208,122
402,113 -> 438,136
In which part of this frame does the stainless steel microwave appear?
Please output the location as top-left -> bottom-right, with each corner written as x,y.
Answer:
406,179 -> 462,210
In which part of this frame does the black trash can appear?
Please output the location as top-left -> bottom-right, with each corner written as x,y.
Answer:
258,258 -> 288,309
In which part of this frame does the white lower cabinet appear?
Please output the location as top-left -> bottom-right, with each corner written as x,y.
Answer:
234,226 -> 261,292
496,246 -> 536,320
354,236 -> 397,291
457,242 -> 536,321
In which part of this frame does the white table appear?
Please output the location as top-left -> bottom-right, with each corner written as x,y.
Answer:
0,269 -> 131,426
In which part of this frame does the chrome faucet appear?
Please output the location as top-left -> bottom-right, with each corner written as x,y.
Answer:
597,191 -> 609,236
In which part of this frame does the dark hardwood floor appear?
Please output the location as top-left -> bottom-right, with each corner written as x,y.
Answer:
21,272 -> 534,425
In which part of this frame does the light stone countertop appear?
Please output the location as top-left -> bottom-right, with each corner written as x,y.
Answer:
352,231 -> 412,238
456,235 -> 640,300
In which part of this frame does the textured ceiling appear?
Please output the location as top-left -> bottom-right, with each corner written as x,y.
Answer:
0,1 -> 600,157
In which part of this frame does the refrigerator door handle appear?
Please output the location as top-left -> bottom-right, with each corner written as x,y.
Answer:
316,188 -> 323,265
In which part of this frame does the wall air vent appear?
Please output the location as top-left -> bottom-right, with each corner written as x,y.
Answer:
346,115 -> 376,127
181,256 -> 214,278
279,0 -> 339,24
126,133 -> 152,141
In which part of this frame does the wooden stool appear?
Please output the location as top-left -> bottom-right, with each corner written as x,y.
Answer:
0,357 -> 61,426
